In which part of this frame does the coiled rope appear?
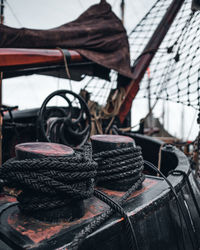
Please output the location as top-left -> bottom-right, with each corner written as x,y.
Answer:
0,144 -> 97,222
69,145 -> 145,250
93,146 -> 144,191
0,141 -> 145,249
69,175 -> 144,250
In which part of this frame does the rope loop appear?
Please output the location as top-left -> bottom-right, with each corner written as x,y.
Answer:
0,143 -> 97,221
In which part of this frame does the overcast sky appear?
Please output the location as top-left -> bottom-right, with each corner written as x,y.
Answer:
2,0 -> 198,140
3,0 -> 156,31
2,0 -> 156,109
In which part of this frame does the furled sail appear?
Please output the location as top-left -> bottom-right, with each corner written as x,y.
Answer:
0,0 -> 133,81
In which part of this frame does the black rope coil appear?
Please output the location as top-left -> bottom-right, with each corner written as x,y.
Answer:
93,146 -> 144,191
0,141 -> 145,248
68,145 -> 145,249
69,175 -> 145,250
0,144 -> 97,222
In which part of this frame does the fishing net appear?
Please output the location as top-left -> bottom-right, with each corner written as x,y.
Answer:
83,0 -> 200,112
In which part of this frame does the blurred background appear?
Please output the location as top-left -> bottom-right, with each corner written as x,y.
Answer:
2,0 -> 198,141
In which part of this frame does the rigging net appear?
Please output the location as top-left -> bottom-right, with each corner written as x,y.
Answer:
129,0 -> 200,110
83,0 -> 200,113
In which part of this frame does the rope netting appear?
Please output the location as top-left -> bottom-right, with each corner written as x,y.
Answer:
130,0 -> 200,109
82,0 -> 200,112
81,73 -> 118,106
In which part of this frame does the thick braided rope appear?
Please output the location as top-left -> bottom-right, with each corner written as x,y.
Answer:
69,145 -> 145,249
0,144 -> 97,216
94,189 -> 139,250
69,175 -> 145,250
93,146 -> 144,190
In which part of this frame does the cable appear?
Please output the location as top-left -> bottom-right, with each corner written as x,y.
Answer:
94,189 -> 139,250
144,160 -> 198,250
186,110 -> 197,141
5,1 -> 23,27
78,0 -> 84,10
69,175 -> 144,250
69,143 -> 145,249
169,169 -> 200,218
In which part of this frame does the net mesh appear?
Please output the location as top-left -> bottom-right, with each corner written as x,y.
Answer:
129,0 -> 200,110
81,73 -> 117,106
82,0 -> 200,112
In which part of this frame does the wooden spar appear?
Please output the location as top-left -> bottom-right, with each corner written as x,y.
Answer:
0,48 -> 84,70
118,0 -> 185,123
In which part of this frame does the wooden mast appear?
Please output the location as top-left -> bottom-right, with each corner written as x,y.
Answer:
118,0 -> 185,123
0,0 -> 4,166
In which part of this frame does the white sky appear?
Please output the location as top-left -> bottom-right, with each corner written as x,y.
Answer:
3,0 -> 155,31
2,0 -> 199,141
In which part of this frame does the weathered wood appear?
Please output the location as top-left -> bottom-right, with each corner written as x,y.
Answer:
0,48 -> 84,70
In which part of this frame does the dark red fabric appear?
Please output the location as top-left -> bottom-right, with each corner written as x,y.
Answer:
0,0 -> 133,80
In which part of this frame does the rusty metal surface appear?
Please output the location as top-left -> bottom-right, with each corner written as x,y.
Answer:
91,134 -> 135,153
0,178 -> 158,249
90,135 -> 134,144
15,142 -> 74,159
0,140 -> 198,250
0,194 -> 16,204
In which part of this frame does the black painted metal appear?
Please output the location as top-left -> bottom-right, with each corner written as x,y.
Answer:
0,135 -> 199,250
38,90 -> 91,148
91,134 -> 135,153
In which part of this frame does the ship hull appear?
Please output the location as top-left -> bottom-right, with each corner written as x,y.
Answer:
0,134 -> 199,250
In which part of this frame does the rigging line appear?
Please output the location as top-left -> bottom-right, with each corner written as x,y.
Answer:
186,109 -> 197,141
68,79 -> 72,91
55,73 -> 60,106
83,77 -> 94,90
169,169 -> 200,218
128,0 -> 160,37
78,0 -> 84,10
130,56 -> 174,130
94,189 -> 139,250
144,160 -> 198,250
112,0 -> 119,8
5,1 -> 22,27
